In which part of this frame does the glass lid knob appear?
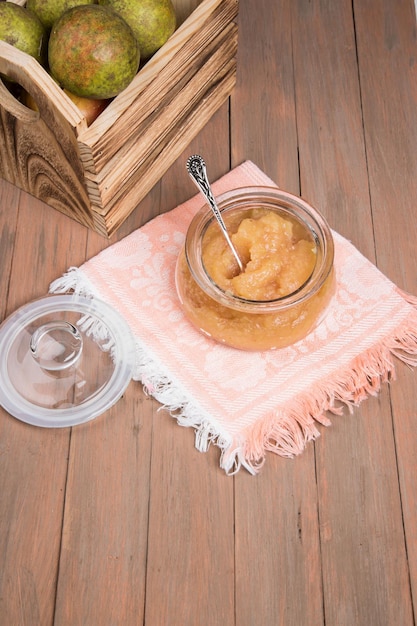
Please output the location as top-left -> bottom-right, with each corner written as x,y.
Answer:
30,321 -> 83,371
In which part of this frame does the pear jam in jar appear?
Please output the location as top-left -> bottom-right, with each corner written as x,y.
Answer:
175,187 -> 335,351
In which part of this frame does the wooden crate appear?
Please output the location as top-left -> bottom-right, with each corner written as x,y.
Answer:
0,0 -> 238,237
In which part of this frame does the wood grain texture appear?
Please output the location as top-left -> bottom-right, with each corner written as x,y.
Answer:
292,1 -> 414,623
354,0 -> 417,620
53,391 -> 154,625
0,76 -> 95,229
0,179 -> 19,320
231,0 -> 300,192
231,2 -> 325,624
0,0 -> 416,624
142,105 -> 236,626
0,420 -> 70,625
100,69 -> 236,236
0,188 -> 88,625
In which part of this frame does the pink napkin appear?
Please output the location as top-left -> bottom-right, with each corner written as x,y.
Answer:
50,161 -> 417,474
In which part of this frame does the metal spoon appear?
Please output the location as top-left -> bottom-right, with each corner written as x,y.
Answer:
186,155 -> 244,273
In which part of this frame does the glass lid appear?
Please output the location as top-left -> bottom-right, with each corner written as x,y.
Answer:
0,294 -> 136,428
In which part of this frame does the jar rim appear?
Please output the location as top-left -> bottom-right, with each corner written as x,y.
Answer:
184,186 -> 334,313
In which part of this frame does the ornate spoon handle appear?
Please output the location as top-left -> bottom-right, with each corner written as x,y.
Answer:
186,155 -> 244,272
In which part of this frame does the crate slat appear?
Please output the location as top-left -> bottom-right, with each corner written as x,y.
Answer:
101,69 -> 236,236
95,61 -> 236,224
87,25 -> 238,209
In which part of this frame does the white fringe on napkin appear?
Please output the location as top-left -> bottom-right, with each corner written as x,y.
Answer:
50,267 -> 247,473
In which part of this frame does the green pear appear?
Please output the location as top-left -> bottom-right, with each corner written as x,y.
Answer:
0,2 -> 47,66
48,5 -> 140,99
99,0 -> 176,60
26,0 -> 96,31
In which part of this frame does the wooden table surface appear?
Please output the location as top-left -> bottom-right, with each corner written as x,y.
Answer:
1,0 -> 417,624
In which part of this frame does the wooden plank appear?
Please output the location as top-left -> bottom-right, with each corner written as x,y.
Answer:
145,409 -> 235,625
231,1 -> 324,624
53,389 -> 154,625
0,190 -> 88,625
353,0 -> 417,618
292,3 -> 374,257
235,450 -> 324,625
315,391 -> 413,625
292,0 -> 414,624
231,0 -> 300,194
0,416 -> 70,625
391,366 -> 417,618
143,106 -> 235,626
6,191 -> 88,312
354,0 -> 417,292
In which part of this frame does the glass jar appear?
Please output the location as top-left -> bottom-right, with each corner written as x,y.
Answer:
175,186 -> 335,351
